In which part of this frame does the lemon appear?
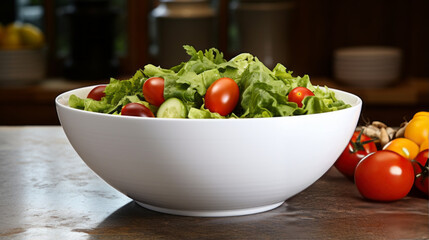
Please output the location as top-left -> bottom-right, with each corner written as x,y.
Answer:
1,23 -> 23,49
420,138 -> 428,152
1,32 -> 22,49
5,22 -> 22,34
20,23 -> 44,48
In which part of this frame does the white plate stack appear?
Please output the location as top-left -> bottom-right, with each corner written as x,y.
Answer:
333,46 -> 402,87
0,49 -> 46,86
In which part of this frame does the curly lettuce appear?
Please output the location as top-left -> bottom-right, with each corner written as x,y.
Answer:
69,45 -> 350,118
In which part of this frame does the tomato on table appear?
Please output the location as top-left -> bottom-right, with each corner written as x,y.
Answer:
420,138 -> 428,152
121,103 -> 154,117
413,111 -> 429,118
288,87 -> 314,108
404,115 -> 429,146
334,131 -> 377,180
354,150 -> 415,202
143,77 -> 165,107
412,149 -> 428,196
205,77 -> 239,116
87,85 -> 107,101
383,138 -> 420,160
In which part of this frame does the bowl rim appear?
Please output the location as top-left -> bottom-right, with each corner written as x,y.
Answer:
55,85 -> 362,122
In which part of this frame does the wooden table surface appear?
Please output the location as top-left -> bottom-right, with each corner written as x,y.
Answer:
0,127 -> 428,240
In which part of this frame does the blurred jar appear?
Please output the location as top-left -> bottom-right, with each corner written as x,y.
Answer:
230,0 -> 294,69
62,0 -> 119,80
150,0 -> 216,68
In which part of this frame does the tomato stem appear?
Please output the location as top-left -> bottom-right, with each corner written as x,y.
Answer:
349,130 -> 376,153
412,160 -> 429,182
360,139 -> 376,145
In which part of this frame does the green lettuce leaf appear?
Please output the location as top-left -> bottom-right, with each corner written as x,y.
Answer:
68,94 -> 113,113
68,70 -> 146,114
188,106 -> 239,119
68,45 -> 351,118
239,59 -> 295,117
188,107 -> 226,119
104,70 -> 144,106
272,63 -> 293,80
295,86 -> 351,115
68,94 -> 85,110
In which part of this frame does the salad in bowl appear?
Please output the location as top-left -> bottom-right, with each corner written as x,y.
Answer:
56,46 -> 361,217
68,45 -> 350,119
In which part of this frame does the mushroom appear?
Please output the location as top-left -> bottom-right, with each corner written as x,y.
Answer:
379,127 -> 390,148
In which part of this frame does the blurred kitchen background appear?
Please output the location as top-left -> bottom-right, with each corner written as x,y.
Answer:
0,0 -> 428,126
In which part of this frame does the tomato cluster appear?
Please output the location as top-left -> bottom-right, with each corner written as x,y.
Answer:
335,111 -> 429,201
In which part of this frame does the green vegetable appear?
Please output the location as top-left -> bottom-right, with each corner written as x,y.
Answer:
188,106 -> 239,119
69,45 -> 351,118
157,98 -> 187,118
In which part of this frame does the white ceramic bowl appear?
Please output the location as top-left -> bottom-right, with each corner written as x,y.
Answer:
56,86 -> 362,217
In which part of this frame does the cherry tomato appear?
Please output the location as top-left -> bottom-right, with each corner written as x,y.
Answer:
404,116 -> 429,146
354,150 -> 415,202
413,111 -> 429,118
288,87 -> 314,108
412,149 -> 428,196
121,103 -> 154,117
383,138 -> 419,160
87,85 -> 106,101
205,77 -> 239,116
143,77 -> 165,107
420,138 -> 428,152
334,131 -> 377,180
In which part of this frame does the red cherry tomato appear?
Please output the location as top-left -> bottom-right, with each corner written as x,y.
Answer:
87,85 -> 106,101
412,149 -> 428,195
354,150 -> 415,202
288,87 -> 314,107
205,77 -> 239,116
121,103 -> 154,117
143,77 -> 165,107
334,131 -> 377,180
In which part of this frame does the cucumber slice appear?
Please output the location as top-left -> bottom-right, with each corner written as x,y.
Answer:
157,98 -> 187,118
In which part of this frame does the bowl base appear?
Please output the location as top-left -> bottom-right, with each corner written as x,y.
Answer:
135,201 -> 284,217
